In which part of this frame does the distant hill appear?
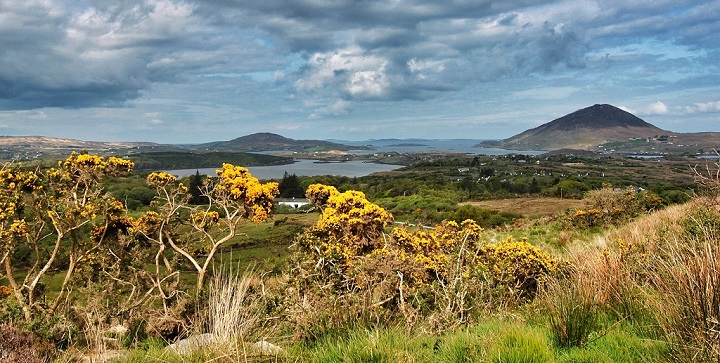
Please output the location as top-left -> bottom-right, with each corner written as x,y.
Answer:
479,104 -> 666,151
0,136 -> 158,149
200,132 -> 363,151
128,151 -> 293,171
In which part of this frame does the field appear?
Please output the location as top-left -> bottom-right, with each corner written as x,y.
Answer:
460,197 -> 585,216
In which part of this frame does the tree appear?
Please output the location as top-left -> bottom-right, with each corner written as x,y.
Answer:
529,178 -> 541,194
279,172 -> 304,198
187,170 -> 209,205
134,164 -> 278,296
556,179 -> 589,199
0,153 -> 134,320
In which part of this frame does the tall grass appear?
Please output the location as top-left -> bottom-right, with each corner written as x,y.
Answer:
648,229 -> 720,362
205,269 -> 259,344
184,268 -> 282,360
542,274 -> 599,348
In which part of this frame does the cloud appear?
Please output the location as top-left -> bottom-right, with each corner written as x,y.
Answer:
624,100 -> 720,117
0,0 -> 199,109
0,0 -> 283,110
295,47 -> 391,100
646,101 -> 670,115
620,101 -> 669,115
3,0 -> 702,113
512,86 -> 580,100
2,0 -> 720,141
680,101 -> 720,114
691,101 -> 720,113
309,99 -> 352,119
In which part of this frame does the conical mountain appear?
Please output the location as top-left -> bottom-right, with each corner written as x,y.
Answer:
481,104 -> 666,151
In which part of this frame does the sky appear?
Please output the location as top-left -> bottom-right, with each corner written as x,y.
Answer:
1,0 -> 719,144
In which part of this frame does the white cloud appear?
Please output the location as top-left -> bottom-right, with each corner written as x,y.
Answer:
691,101 -> 720,113
646,101 -> 669,115
295,47 -> 390,99
308,99 -> 352,119
622,101 -> 670,115
623,100 -> 720,118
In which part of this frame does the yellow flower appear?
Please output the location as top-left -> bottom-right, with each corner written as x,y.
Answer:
147,172 -> 177,186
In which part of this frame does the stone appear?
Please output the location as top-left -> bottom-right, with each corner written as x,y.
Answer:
167,333 -> 214,355
106,324 -> 128,337
253,340 -> 283,355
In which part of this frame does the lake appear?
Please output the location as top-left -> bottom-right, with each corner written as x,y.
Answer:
168,159 -> 403,180
336,138 -> 544,155
169,139 -> 545,180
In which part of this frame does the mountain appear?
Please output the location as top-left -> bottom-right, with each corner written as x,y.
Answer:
479,104 -> 667,151
200,132 -> 363,151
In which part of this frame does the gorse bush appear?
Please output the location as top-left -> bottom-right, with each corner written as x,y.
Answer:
286,183 -> 561,339
0,152 -> 134,324
567,184 -> 663,228
0,155 -> 280,348
478,236 -> 559,298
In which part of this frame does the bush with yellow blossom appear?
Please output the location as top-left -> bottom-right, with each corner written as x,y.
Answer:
132,163 -> 278,298
478,236 -> 560,297
0,152 -> 134,322
286,184 -> 561,339
568,183 -> 664,228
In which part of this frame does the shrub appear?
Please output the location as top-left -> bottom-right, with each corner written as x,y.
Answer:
287,184 -> 562,340
477,236 -> 560,298
288,184 -> 499,338
445,204 -> 522,228
0,324 -> 56,363
567,184 -> 664,229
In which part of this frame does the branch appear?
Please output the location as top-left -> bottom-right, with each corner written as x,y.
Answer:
165,231 -> 203,274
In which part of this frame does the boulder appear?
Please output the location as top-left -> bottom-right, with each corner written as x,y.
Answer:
167,333 -> 214,355
253,340 -> 283,355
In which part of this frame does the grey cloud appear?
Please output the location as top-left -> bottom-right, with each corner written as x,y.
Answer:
3,0 -> 718,120
0,0 -> 283,110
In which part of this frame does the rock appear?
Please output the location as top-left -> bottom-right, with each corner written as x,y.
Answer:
106,324 -> 128,337
253,340 -> 283,355
167,333 -> 214,355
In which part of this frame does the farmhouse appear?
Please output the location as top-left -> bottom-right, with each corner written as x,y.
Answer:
276,197 -> 310,209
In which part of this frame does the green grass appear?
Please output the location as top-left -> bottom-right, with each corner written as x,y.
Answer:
107,319 -> 667,363
557,329 -> 667,363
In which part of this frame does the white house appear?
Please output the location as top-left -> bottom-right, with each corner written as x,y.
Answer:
276,198 -> 310,209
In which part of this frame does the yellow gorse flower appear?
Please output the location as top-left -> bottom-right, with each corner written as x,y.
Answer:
147,172 -> 178,186
215,164 -> 278,223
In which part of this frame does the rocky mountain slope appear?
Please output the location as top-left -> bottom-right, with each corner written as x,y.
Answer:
479,104 -> 666,151
479,104 -> 720,154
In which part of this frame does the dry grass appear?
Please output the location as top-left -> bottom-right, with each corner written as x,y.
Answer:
648,234 -> 720,362
605,200 -> 697,249
461,197 -> 584,216
597,195 -> 720,362
187,269 -> 282,359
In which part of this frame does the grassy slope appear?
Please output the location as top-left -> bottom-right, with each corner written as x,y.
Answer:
100,199 -> 702,362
